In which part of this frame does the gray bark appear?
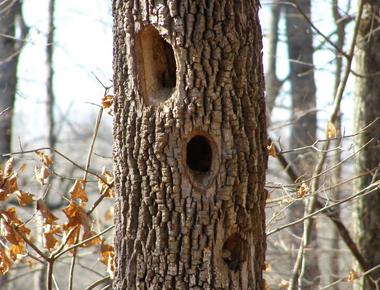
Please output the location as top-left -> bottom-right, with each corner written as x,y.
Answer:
112,1 -> 268,289
285,0 -> 319,288
265,0 -> 282,121
329,0 -> 346,287
354,2 -> 380,289
0,0 -> 26,159
46,0 -> 56,149
0,1 -> 27,289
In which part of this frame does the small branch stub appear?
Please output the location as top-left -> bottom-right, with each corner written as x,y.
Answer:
135,25 -> 176,106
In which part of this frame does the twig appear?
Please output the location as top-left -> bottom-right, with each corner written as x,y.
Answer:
320,263 -> 380,290
270,140 -> 376,284
87,181 -> 114,215
12,225 -> 50,262
285,1 -> 349,58
288,2 -> 365,288
68,96 -> 104,290
2,147 -> 109,185
85,276 -> 112,290
267,181 -> 380,236
54,225 -> 114,259
0,107 -> 10,117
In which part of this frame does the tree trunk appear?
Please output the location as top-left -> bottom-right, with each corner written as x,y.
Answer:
112,1 -> 268,289
46,0 -> 56,150
354,2 -> 380,289
0,2 -> 27,289
0,0 -> 25,159
285,0 -> 319,288
329,1 -> 346,287
265,0 -> 282,121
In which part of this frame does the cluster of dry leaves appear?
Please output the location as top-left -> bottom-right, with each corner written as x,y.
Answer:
0,152 -> 115,279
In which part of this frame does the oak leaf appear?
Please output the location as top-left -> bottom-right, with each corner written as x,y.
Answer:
98,168 -> 114,198
9,242 -> 25,260
15,190 -> 34,206
101,95 -> 114,109
297,183 -> 310,198
100,243 -> 115,279
4,157 -> 14,178
42,224 -> 61,250
267,143 -> 277,157
35,165 -> 49,185
36,151 -> 53,166
68,179 -> 88,204
81,230 -> 102,247
37,199 -> 58,225
0,246 -> 12,275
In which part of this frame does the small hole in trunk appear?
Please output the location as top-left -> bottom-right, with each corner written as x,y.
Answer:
186,135 -> 212,173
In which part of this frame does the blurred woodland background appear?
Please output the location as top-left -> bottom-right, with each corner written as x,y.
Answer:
1,0 -> 380,289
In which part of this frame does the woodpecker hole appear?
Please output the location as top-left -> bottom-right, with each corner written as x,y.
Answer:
135,25 -> 176,106
186,135 -> 212,173
183,132 -> 219,190
222,233 -> 247,271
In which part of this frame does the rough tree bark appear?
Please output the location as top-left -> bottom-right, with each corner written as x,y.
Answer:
112,1 -> 268,289
285,0 -> 319,288
0,0 -> 27,160
354,2 -> 380,289
0,1 -> 27,289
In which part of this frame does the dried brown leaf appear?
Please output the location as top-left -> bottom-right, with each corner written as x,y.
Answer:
42,223 -> 61,251
68,179 -> 88,203
36,199 -> 58,225
347,270 -> 359,282
9,242 -> 25,260
4,157 -> 14,178
36,151 -> 53,166
327,121 -> 337,139
15,191 -> 34,206
267,143 -> 277,157
297,183 -> 310,198
0,246 -> 12,275
98,168 -> 114,198
101,95 -> 114,109
63,201 -> 92,234
100,243 -> 115,279
81,230 -> 102,247
19,163 -> 28,173
34,165 -> 49,185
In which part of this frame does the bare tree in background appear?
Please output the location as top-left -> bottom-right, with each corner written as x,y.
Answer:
0,1 -> 27,289
46,0 -> 56,150
329,0 -> 348,286
285,0 -> 319,288
0,0 -> 27,160
354,1 -> 380,289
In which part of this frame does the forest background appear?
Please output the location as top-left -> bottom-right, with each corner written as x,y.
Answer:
1,0 -> 378,289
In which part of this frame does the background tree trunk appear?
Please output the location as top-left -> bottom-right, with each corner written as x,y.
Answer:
354,2 -> 380,289
0,0 -> 26,160
285,0 -> 319,288
0,2 -> 27,289
112,1 -> 268,289
329,0 -> 346,287
265,0 -> 282,121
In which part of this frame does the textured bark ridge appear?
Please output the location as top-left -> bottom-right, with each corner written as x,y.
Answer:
112,1 -> 267,289
354,2 -> 380,289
